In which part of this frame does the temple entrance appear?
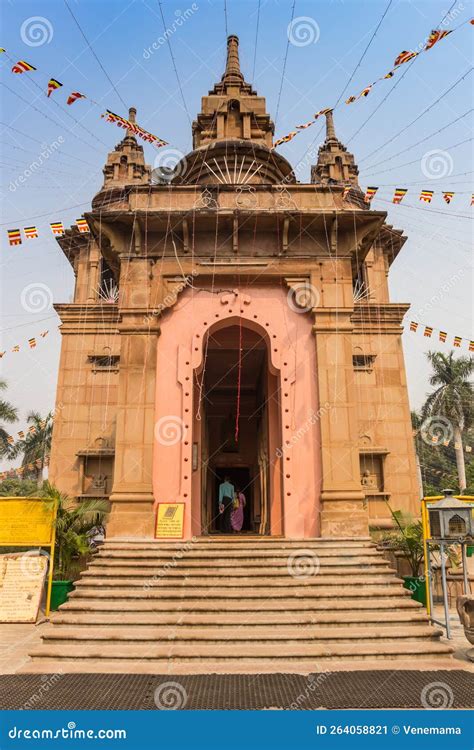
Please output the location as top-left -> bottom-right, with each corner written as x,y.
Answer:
197,322 -> 280,535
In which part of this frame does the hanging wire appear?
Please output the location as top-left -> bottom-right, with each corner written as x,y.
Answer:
157,0 -> 192,127
274,0 -> 296,128
64,0 -> 128,110
251,0 -> 261,81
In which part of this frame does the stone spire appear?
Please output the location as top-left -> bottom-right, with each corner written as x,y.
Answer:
311,110 -> 359,186
192,35 -> 274,148
102,106 -> 150,187
222,34 -> 244,86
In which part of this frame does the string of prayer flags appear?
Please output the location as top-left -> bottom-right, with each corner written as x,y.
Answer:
394,50 -> 418,67
101,110 -> 168,148
364,186 -> 378,203
47,78 -> 62,97
1,329 -> 50,362
443,192 -> 455,204
420,190 -> 434,203
425,29 -> 452,50
273,108 -> 334,148
393,188 -> 408,204
67,91 -> 86,106
76,218 -> 90,233
50,221 -> 64,236
24,226 -> 38,239
273,132 -> 298,148
11,60 -> 36,74
7,229 -> 21,246
409,321 -> 472,351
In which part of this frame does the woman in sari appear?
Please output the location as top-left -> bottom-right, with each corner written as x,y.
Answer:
230,487 -> 246,532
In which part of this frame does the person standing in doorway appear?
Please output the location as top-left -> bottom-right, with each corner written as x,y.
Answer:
231,486 -> 246,532
218,475 -> 234,533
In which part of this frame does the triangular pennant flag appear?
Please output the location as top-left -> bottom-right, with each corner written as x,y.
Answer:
425,29 -> 452,51
364,187 -> 378,203
67,91 -> 86,106
50,222 -> 64,236
419,190 -> 434,203
47,78 -> 63,97
442,192 -> 454,204
393,188 -> 407,204
394,50 -> 417,66
12,60 -> 36,74
409,321 -> 418,332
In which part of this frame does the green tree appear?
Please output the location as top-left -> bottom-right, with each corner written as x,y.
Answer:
0,380 -> 18,457
11,412 -> 53,487
422,351 -> 474,492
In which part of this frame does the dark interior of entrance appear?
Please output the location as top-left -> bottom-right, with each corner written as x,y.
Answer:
199,324 -> 271,534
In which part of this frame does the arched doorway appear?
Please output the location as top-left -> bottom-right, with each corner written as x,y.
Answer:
194,320 -> 282,535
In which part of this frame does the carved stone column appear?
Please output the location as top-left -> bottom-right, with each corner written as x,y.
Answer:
313,307 -> 369,537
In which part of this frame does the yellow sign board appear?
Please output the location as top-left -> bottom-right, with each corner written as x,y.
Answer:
0,498 -> 55,546
0,497 -> 57,616
155,503 -> 185,539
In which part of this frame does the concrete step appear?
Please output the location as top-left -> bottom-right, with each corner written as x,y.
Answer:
74,574 -> 402,588
41,625 -> 442,644
52,610 -> 430,627
59,596 -> 420,612
82,564 -> 396,578
28,641 -> 454,663
103,538 -> 373,550
68,583 -> 408,599
96,549 -> 381,561
87,556 -> 390,570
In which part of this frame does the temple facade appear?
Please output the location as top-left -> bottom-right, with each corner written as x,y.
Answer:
50,35 -> 419,540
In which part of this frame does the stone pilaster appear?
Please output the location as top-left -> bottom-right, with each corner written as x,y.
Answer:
313,308 -> 369,537
107,257 -> 159,538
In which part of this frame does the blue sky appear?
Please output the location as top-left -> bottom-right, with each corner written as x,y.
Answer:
0,0 -> 472,457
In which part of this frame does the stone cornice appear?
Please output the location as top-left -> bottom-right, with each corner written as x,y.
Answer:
54,303 -> 121,332
352,303 -> 410,332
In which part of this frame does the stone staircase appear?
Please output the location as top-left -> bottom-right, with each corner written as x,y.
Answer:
23,537 -> 454,673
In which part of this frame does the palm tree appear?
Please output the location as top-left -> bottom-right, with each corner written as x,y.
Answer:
0,379 -> 18,457
11,411 -> 53,487
422,351 -> 474,492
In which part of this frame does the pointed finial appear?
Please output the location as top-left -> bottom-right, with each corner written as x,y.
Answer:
222,34 -> 244,84
325,109 -> 337,142
128,107 -> 137,123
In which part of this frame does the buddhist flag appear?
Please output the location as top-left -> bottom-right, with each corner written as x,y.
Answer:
424,326 -> 433,338
410,321 -> 418,332
296,120 -> 315,130
0,352 -> 5,358
454,442 -> 462,450
431,435 -> 439,444
28,337 -> 36,349
316,108 -> 333,117
359,85 -> 372,98
342,186 -> 351,200
346,95 -> 357,104
394,50 -> 417,66
40,330 -> 49,338
419,190 -> 434,203
425,29 -> 452,51
24,226 -> 38,239
76,218 -> 90,233
11,60 -> 36,74
35,458 -> 43,467
439,331 -> 447,343
443,192 -> 454,204
470,340 -> 474,352
17,431 -> 25,439
454,336 -> 462,347
471,194 -> 474,206
12,345 -> 20,352
7,436 -> 14,445
393,188 -> 407,204
67,91 -> 86,105
466,445 -> 473,453
39,419 -> 46,429
47,78 -> 63,97
384,70 -> 395,79
364,186 -> 378,203
28,425 -> 37,435
50,222 -> 64,236
7,229 -> 21,246
273,131 -> 297,148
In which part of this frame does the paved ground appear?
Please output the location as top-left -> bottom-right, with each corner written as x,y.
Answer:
0,671 -> 472,710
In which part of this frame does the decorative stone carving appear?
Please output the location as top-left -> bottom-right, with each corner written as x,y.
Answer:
274,186 -> 298,210
194,188 -> 219,209
235,185 -> 257,208
220,290 -> 251,308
